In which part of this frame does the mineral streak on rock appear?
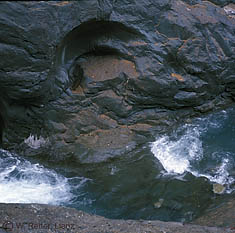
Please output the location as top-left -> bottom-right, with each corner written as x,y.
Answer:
171,73 -> 185,82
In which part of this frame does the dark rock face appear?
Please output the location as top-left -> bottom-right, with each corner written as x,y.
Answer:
0,113 -> 4,145
0,1 -> 235,163
0,100 -> 6,146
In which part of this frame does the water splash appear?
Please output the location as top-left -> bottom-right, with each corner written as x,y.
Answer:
151,109 -> 235,194
24,134 -> 48,149
192,158 -> 235,193
151,126 -> 202,174
0,149 -> 73,204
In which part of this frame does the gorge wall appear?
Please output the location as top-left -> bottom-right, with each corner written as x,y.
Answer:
0,1 -> 235,232
0,0 -> 234,164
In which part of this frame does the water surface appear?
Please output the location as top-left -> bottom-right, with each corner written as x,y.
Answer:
0,107 -> 234,222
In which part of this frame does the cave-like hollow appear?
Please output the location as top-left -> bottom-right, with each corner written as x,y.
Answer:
55,20 -> 140,91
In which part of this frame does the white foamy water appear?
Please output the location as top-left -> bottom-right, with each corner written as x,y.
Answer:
191,157 -> 235,193
151,109 -> 235,193
151,126 -> 202,174
24,134 -> 48,149
0,149 -> 73,204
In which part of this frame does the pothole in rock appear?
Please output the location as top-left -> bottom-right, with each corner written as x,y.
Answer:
55,20 -> 141,94
53,20 -> 141,149
69,54 -> 139,93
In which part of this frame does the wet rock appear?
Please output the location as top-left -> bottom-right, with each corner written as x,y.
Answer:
212,183 -> 226,194
0,0 -> 234,164
0,1 -> 234,232
154,198 -> 164,209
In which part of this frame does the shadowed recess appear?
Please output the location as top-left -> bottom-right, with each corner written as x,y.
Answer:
56,20 -> 140,66
55,20 -> 140,91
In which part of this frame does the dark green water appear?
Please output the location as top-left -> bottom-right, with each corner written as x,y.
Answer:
0,107 -> 234,222
60,107 -> 235,222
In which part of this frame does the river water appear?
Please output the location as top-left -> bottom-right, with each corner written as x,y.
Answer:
0,107 -> 234,222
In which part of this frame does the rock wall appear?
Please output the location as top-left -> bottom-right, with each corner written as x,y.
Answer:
0,1 -> 234,163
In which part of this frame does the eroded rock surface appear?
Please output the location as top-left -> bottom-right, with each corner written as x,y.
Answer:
0,1 -> 235,231
0,203 -> 230,233
0,0 -> 234,164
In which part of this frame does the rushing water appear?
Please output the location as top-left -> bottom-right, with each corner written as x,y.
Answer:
0,107 -> 235,222
151,109 -> 235,193
0,149 -> 73,204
